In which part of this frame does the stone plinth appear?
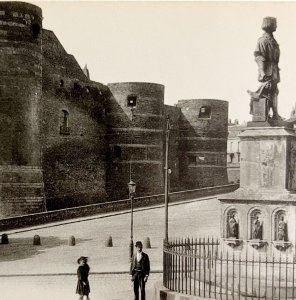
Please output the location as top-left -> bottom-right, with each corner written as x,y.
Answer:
219,126 -> 296,256
251,98 -> 268,122
239,127 -> 296,190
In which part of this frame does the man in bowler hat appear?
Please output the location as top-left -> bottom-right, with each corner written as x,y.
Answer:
130,241 -> 150,300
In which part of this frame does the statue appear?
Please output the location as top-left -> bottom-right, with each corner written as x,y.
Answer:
277,215 -> 287,241
228,214 -> 239,239
248,17 -> 281,120
252,215 -> 263,240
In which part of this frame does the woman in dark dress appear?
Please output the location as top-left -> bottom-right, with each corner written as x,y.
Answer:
76,256 -> 90,300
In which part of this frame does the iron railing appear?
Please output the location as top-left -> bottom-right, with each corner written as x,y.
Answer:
163,237 -> 296,300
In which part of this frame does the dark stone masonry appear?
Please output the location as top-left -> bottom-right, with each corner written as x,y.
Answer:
0,1 -> 229,218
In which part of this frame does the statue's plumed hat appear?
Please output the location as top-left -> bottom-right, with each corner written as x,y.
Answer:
262,17 -> 277,31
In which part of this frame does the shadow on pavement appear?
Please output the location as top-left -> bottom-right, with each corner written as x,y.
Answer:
0,236 -> 92,262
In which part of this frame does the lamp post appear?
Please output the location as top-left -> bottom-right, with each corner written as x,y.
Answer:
164,115 -> 171,244
127,95 -> 137,261
128,180 -> 136,261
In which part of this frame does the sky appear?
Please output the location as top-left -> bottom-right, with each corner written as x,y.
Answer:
30,1 -> 296,123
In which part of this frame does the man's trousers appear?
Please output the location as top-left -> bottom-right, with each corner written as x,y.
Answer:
133,272 -> 146,300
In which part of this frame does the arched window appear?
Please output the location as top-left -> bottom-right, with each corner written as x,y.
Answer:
250,209 -> 263,240
226,208 -> 239,239
274,210 -> 288,241
60,110 -> 70,135
198,106 -> 211,119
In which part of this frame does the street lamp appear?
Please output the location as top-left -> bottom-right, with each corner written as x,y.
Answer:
164,115 -> 171,244
127,95 -> 137,261
128,180 -> 136,261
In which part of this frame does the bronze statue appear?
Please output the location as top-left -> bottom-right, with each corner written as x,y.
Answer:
228,214 -> 239,239
248,17 -> 281,120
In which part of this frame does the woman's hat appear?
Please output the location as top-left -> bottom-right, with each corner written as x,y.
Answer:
77,256 -> 88,264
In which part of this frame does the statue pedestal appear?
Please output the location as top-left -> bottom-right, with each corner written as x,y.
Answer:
248,239 -> 267,249
251,98 -> 268,122
220,125 -> 296,256
223,237 -> 242,248
239,127 -> 296,190
272,241 -> 292,251
247,119 -> 293,128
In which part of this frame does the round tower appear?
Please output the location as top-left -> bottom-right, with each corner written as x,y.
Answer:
0,2 -> 45,217
177,99 -> 229,189
0,1 -> 42,166
106,82 -> 165,200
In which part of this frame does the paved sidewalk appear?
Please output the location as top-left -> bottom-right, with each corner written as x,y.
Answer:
0,195 -> 224,300
0,273 -> 162,300
0,195 -> 221,275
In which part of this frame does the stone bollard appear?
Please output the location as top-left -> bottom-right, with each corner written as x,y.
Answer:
33,235 -> 41,246
69,235 -> 76,246
1,233 -> 8,244
144,237 -> 151,248
105,236 -> 113,247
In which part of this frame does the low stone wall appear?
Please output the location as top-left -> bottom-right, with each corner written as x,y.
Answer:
0,184 -> 238,231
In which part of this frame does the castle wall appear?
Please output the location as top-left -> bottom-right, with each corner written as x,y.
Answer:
0,2 -> 46,217
106,82 -> 165,200
0,2 -> 42,166
40,30 -> 107,210
0,2 -> 231,216
177,99 -> 228,189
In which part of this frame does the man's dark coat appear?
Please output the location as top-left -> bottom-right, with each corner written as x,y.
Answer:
130,252 -> 150,276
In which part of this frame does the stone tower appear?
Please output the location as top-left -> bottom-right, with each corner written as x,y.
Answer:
0,2 -> 46,217
106,82 -> 165,200
177,99 -> 229,189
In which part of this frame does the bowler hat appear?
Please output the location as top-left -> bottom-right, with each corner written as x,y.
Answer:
135,241 -> 143,247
